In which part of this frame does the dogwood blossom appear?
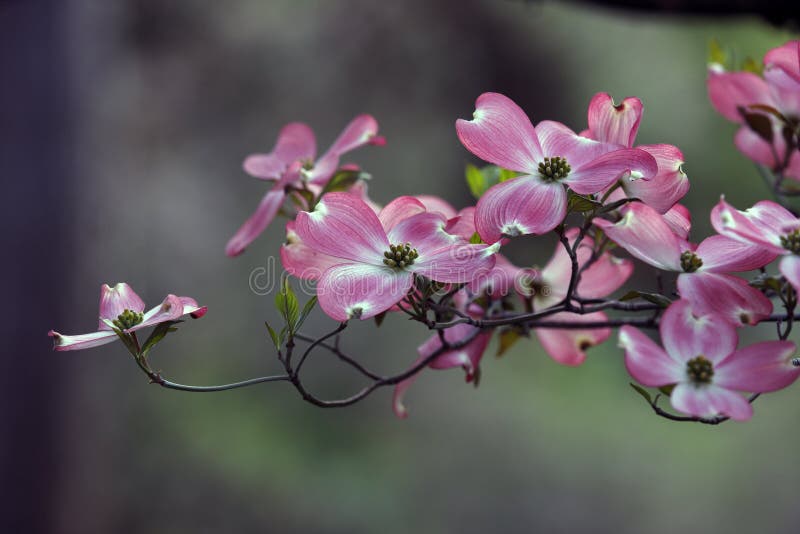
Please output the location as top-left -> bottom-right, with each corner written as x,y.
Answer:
621,299 -> 799,421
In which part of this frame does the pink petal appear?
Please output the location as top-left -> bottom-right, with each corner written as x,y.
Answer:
659,298 -> 737,365
316,263 -> 413,321
394,325 -> 491,418
734,126 -> 779,168
619,325 -> 683,386
295,192 -> 388,265
98,283 -> 146,329
467,254 -> 526,297
412,242 -> 500,284
707,70 -> 774,123
49,329 -> 119,352
225,188 -> 286,257
670,383 -> 753,421
130,294 -> 185,331
696,235 -> 777,273
566,148 -> 658,194
715,340 -> 800,393
475,176 -> 567,243
378,196 -> 427,233
415,195 -> 458,219
387,212 -> 459,252
307,115 -> 383,185
593,203 -> 683,271
280,221 -> 343,281
586,92 -> 643,148
623,144 -> 689,213
536,120 -> 611,167
578,253 -> 633,299
662,203 -> 691,239
780,255 -> 800,293
456,92 -> 542,172
676,272 -> 773,327
764,40 -> 800,86
445,207 -> 477,240
178,297 -> 207,319
243,122 -> 316,179
710,198 -> 790,254
536,311 -> 611,366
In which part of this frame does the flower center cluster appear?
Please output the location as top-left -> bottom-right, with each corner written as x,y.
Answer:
538,156 -> 571,182
383,243 -> 419,269
780,229 -> 800,254
686,355 -> 714,384
680,251 -> 703,273
113,309 -> 144,330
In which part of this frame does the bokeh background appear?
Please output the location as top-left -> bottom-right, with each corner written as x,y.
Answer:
3,1 -> 800,532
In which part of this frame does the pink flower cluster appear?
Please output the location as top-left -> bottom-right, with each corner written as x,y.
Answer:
50,39 -> 800,423
708,40 -> 800,181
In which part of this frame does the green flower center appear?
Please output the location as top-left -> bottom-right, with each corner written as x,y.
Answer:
680,251 -> 703,273
686,355 -> 714,384
383,243 -> 419,269
113,309 -> 144,330
780,229 -> 800,254
538,156 -> 571,181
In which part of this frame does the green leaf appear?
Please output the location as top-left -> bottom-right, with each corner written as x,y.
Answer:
658,384 -> 675,396
293,188 -> 316,210
275,278 -> 300,331
741,56 -> 762,75
140,320 -> 183,356
469,232 -> 483,244
497,329 -> 521,357
465,164 -> 486,199
567,190 -> 601,213
629,383 -> 653,404
619,290 -> 672,308
498,168 -> 522,182
322,169 -> 363,194
708,38 -> 726,67
265,321 -> 282,350
295,296 -> 318,332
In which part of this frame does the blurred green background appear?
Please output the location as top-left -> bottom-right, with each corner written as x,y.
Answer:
9,0 -> 800,532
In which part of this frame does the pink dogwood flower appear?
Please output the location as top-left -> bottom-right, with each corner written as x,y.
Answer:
621,299 -> 799,421
456,92 -> 658,243
711,198 -> 800,292
294,192 -> 500,321
594,202 -> 775,325
48,283 -> 206,351
392,295 -> 491,418
583,92 -> 689,213
707,40 -> 800,181
530,228 -> 633,365
226,116 -> 385,257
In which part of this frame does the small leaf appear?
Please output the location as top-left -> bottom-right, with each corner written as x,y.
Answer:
630,383 -> 653,404
469,232 -> 483,244
497,329 -> 521,357
738,107 -> 773,143
465,164 -> 486,199
265,322 -> 281,350
658,384 -> 676,396
295,296 -> 318,332
275,278 -> 300,332
322,169 -> 363,194
708,38 -> 726,67
498,168 -> 522,182
293,188 -> 316,210
140,320 -> 183,356
567,190 -> 602,213
741,56 -> 762,75
374,311 -> 387,327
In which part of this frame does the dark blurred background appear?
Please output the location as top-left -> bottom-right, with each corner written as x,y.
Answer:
3,1 -> 799,532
